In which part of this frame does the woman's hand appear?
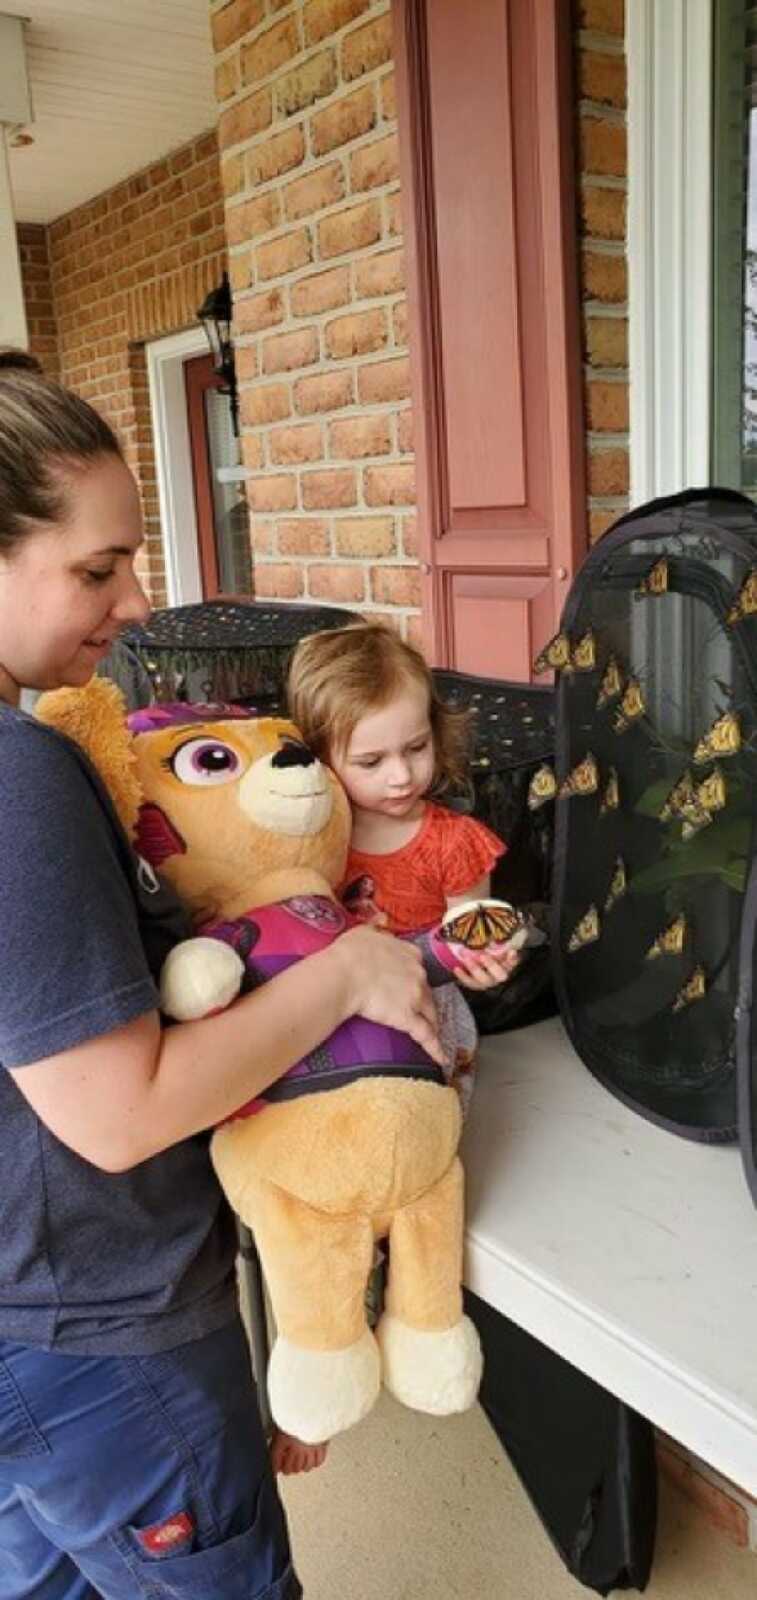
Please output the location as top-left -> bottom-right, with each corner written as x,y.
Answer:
331,925 -> 445,1066
453,945 -> 521,992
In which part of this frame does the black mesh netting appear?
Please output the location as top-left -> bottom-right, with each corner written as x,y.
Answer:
552,489 -> 757,1173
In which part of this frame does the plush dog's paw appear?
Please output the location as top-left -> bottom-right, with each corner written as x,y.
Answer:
160,937 -> 244,1021
268,1329 -> 381,1443
377,1314 -> 482,1415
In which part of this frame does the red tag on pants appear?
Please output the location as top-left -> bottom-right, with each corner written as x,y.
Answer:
136,1511 -> 194,1555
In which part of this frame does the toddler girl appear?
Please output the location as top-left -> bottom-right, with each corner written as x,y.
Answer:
288,620 -> 515,1002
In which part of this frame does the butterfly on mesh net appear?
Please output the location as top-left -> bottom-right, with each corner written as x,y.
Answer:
659,770 -> 695,823
533,631 -> 572,675
646,913 -> 688,960
613,677 -> 646,733
599,767 -> 620,814
672,965 -> 707,1012
568,904 -> 600,952
726,568 -> 757,625
693,711 -> 742,764
570,630 -> 597,671
558,753 -> 599,798
604,856 -> 627,912
527,763 -> 557,811
635,557 -> 669,597
680,797 -> 714,840
440,901 -> 523,952
596,656 -> 624,709
695,766 -> 726,814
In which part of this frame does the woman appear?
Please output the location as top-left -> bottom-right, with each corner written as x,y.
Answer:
0,352 -> 441,1600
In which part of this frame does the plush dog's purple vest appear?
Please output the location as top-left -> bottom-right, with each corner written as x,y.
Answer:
200,895 -> 452,1119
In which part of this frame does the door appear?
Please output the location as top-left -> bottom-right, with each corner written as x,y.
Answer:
394,0 -> 587,679
185,352 -> 253,599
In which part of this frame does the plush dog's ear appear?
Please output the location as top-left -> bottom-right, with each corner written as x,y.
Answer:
36,677 -> 143,838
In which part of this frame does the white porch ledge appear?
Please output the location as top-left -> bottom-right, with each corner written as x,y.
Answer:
462,1019 -> 757,1499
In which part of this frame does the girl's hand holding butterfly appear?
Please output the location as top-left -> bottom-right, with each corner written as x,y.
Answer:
440,890 -> 525,989
452,944 -> 521,992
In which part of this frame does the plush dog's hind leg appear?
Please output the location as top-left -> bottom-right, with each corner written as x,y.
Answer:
241,1175 -> 381,1444
377,1156 -> 483,1415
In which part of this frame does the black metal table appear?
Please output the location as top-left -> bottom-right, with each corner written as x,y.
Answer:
109,598 -> 359,707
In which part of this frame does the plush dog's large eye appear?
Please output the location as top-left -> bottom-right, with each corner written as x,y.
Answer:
171,738 -> 243,786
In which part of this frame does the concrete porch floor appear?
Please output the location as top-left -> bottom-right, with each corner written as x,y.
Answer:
281,1393 -> 754,1599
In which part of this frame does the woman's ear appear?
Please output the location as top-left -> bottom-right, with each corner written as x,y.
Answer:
35,676 -> 143,838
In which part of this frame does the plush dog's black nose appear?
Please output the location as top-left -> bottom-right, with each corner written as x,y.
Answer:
271,740 -> 316,769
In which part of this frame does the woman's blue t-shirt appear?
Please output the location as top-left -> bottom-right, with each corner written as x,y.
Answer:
0,707 -> 237,1354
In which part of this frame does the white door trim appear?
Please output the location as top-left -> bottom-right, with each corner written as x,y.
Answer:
146,326 -> 207,607
627,0 -> 713,505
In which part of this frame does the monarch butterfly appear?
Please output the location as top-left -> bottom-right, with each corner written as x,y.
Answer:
571,630 -> 597,671
568,904 -> 600,951
672,965 -> 707,1013
440,900 -> 523,952
527,763 -> 558,811
680,805 -> 713,841
659,770 -> 694,823
600,767 -> 620,814
604,856 -> 627,912
693,711 -> 742,764
533,631 -> 572,675
695,766 -> 726,814
559,753 -> 599,798
613,677 -> 645,733
596,656 -> 624,709
636,557 -> 669,597
646,913 -> 687,960
726,569 -> 757,625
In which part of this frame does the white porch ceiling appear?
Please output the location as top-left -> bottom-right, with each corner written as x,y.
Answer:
5,0 -> 216,225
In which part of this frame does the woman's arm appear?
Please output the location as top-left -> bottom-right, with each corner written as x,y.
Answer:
9,926 -> 442,1172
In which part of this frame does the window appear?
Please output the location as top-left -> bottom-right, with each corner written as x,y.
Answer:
627,0 -> 713,503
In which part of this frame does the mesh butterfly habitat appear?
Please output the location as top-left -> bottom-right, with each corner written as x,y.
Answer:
535,490 -> 757,1203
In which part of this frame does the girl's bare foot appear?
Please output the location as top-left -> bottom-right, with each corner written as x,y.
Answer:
271,1428 -> 329,1475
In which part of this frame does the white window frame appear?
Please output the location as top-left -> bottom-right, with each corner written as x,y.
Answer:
627,0 -> 714,505
146,326 -> 207,607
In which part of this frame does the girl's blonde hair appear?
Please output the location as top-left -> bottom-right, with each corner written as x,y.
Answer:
287,621 -> 473,793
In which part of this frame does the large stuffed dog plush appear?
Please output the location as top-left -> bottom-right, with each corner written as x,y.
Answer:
36,681 -> 512,1444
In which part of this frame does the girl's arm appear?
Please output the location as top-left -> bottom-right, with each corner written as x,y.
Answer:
9,926 -> 443,1172
445,873 -> 491,909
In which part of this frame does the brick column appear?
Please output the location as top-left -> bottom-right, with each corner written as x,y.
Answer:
16,224 -> 60,378
574,0 -> 629,542
211,0 -> 420,638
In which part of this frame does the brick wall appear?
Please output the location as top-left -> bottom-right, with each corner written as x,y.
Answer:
657,1436 -> 757,1553
575,0 -> 629,541
211,0 -> 418,634
15,3 -> 628,618
34,132 -> 227,605
16,224 -> 60,380
211,0 -> 628,632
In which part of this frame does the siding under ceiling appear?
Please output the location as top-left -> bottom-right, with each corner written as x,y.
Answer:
5,0 -> 216,223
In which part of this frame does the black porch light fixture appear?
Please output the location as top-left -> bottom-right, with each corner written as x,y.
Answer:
197,270 -> 239,435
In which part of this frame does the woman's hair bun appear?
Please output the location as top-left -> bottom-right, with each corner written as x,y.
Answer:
0,348 -> 44,376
